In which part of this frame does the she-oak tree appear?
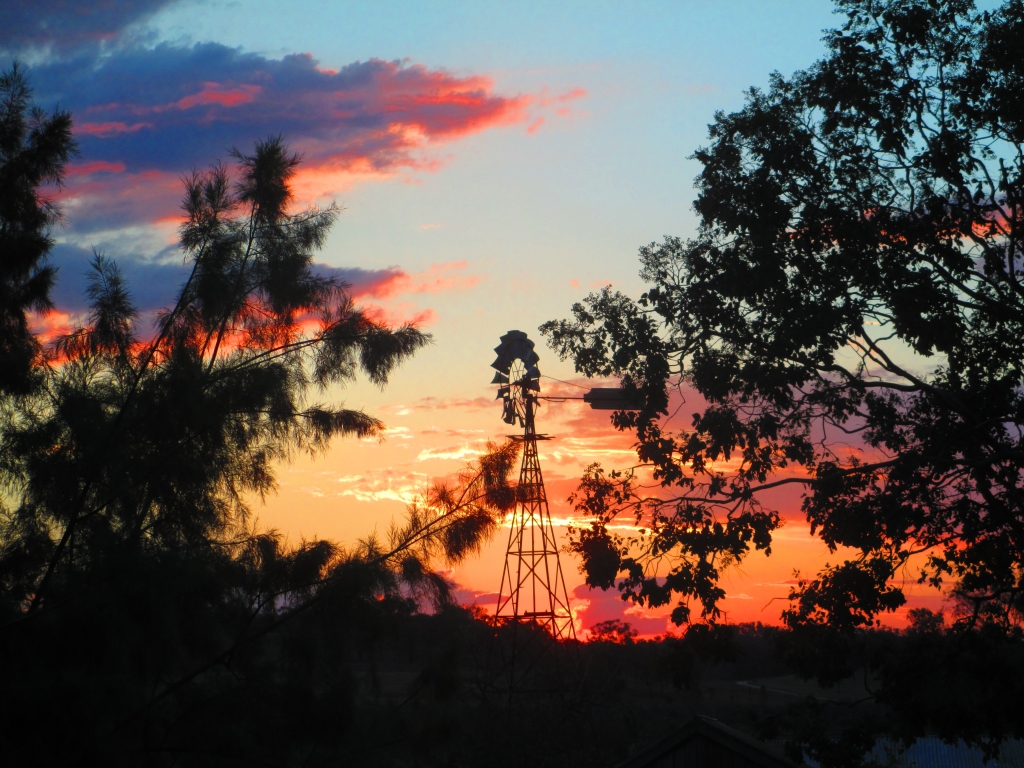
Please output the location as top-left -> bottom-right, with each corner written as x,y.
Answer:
543,0 -> 1024,634
0,65 -> 523,765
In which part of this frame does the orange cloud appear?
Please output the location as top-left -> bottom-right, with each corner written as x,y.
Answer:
416,442 -> 489,462
345,261 -> 482,300
405,395 -> 495,412
328,467 -> 431,504
28,310 -> 77,346
361,303 -> 438,328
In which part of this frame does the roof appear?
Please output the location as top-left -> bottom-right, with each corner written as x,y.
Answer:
859,738 -> 1024,768
616,715 -> 800,768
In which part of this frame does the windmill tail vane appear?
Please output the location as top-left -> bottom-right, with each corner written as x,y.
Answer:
490,330 -> 576,641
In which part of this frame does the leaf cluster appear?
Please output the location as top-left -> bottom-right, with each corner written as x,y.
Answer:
0,63 -> 76,394
543,1 -> 1024,747
544,0 -> 1024,635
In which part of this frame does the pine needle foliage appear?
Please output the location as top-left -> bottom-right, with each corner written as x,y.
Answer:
0,65 -> 526,765
0,131 -> 434,610
0,63 -> 76,394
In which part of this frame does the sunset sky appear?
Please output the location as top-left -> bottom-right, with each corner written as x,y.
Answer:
5,0 -> 944,636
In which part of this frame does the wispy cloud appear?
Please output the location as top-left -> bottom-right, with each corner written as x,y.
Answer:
416,442 -> 489,462
392,395 -> 495,413
328,261 -> 483,301
326,467 -> 431,505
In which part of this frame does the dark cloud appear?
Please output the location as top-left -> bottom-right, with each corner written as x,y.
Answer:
49,243 -> 420,317
8,6 -> 543,322
313,264 -> 416,300
32,44 -> 525,171
1,0 -> 179,56
49,242 -> 188,314
23,43 -> 528,232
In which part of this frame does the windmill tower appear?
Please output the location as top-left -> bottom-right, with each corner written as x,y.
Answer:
490,331 -> 576,640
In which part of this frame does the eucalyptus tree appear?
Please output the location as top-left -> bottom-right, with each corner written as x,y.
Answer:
543,0 -> 1024,753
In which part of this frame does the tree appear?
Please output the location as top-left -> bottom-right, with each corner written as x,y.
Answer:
0,133 -> 436,610
588,618 -> 639,644
0,63 -> 75,394
542,0 -> 1024,746
0,67 -> 527,763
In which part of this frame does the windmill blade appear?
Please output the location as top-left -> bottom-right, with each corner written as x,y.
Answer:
506,342 -> 531,360
495,386 -> 510,400
491,371 -> 509,384
502,400 -> 517,425
490,353 -> 513,372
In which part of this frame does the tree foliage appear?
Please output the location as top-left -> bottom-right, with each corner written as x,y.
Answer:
0,64 -> 527,765
544,0 -> 1024,635
0,130 -> 436,610
0,63 -> 75,394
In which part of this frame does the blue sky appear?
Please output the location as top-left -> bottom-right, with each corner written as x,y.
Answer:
13,1 -> 936,633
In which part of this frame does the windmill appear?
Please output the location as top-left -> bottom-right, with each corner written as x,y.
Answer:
489,330 -> 576,640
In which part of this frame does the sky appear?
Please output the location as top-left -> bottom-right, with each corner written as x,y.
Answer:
5,0 -> 945,637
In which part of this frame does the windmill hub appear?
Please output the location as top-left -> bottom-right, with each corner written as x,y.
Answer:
491,330 -> 541,427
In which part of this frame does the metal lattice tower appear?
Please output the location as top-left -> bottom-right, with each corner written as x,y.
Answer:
490,331 -> 575,641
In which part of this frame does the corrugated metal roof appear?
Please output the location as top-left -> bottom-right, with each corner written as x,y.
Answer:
869,738 -> 1024,768
805,738 -> 1024,768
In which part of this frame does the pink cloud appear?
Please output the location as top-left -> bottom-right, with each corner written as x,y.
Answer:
571,584 -> 674,638
76,121 -> 152,137
453,581 -> 671,639
54,168 -> 184,232
539,87 -> 588,107
172,83 -> 261,110
65,160 -> 126,176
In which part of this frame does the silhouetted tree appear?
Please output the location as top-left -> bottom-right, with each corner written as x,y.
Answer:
543,0 -> 1024,754
0,62 -> 75,394
0,68 -> 526,762
589,619 -> 639,644
0,133 -> 434,611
